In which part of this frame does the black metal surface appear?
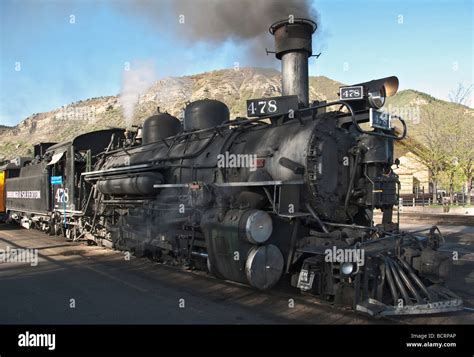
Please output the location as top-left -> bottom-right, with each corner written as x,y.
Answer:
269,18 -> 317,59
142,113 -> 181,144
97,172 -> 163,196
184,99 -> 229,131
5,163 -> 50,214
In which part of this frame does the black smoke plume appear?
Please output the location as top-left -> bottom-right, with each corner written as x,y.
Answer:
116,0 -> 319,62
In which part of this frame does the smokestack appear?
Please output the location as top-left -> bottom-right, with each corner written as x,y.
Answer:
269,18 -> 317,107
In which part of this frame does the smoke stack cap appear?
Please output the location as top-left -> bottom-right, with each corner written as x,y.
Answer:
269,18 -> 317,59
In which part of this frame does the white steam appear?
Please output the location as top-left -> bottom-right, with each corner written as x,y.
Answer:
119,60 -> 157,127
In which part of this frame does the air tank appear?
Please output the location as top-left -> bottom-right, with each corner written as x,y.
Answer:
183,99 -> 229,131
96,172 -> 163,196
142,113 -> 181,145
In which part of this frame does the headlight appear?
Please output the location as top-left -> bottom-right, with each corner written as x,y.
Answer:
341,262 -> 355,275
340,76 -> 398,110
368,90 -> 386,109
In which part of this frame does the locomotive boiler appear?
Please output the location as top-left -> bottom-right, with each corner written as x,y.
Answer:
5,18 -> 462,316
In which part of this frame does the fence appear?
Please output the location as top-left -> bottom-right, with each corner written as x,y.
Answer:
399,193 -> 474,207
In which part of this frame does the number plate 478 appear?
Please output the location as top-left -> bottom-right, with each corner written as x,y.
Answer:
55,188 -> 69,203
246,95 -> 299,117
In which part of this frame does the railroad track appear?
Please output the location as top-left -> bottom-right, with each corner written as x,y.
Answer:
0,223 -> 472,324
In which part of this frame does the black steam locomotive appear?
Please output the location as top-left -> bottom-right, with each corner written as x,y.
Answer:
3,19 -> 462,316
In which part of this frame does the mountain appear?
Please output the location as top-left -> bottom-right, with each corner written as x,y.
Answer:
0,67 -> 472,159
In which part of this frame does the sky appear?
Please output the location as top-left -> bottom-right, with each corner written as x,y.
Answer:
0,0 -> 472,126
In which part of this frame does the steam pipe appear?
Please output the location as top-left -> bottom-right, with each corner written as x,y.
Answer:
392,259 -> 423,304
306,203 -> 329,233
191,251 -> 208,259
383,257 -> 398,305
397,258 -> 434,301
387,257 -> 412,305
